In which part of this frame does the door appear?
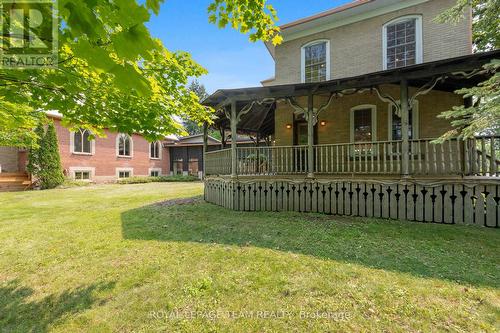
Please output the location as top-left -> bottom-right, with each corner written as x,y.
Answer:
293,120 -> 317,173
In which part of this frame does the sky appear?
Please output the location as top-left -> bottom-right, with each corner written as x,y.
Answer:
146,0 -> 352,93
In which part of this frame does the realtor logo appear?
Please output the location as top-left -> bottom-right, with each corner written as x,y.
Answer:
0,0 -> 58,68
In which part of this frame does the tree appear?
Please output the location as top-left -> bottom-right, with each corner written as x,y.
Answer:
435,0 -> 499,140
435,0 -> 499,52
437,60 -> 499,139
37,122 -> 65,189
183,80 -> 209,135
0,0 -> 282,147
26,122 -> 46,177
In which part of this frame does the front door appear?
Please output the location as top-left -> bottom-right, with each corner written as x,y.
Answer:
295,122 -> 308,146
293,120 -> 317,173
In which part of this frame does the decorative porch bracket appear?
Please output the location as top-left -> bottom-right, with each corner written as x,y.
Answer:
373,75 -> 450,176
286,93 -> 336,178
222,98 -> 276,178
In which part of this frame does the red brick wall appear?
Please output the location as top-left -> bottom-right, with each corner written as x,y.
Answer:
52,118 -> 170,182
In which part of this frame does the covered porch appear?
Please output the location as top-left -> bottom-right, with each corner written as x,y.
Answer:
201,51 -> 500,227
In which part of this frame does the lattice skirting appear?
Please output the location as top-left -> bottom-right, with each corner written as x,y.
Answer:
204,178 -> 500,228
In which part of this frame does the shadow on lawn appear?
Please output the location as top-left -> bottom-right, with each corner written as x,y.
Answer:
121,198 -> 499,288
0,280 -> 115,332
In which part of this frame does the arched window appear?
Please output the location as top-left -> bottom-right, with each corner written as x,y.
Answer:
117,134 -> 132,157
301,40 -> 330,83
382,15 -> 423,70
73,129 -> 92,154
150,141 -> 161,159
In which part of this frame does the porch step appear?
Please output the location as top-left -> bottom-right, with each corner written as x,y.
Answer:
0,173 -> 31,192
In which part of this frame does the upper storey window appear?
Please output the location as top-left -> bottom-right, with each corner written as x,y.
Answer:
72,129 -> 93,154
301,40 -> 330,83
117,134 -> 132,157
150,141 -> 161,159
383,16 -> 423,70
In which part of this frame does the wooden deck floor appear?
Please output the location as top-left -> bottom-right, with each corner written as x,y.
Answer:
0,173 -> 31,192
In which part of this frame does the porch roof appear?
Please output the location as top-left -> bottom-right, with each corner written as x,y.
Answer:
203,50 -> 499,108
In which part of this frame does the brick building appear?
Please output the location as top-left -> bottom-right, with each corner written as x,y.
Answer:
0,112 -> 173,183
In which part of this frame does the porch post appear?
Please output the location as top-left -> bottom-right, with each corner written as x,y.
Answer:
307,92 -> 315,178
220,127 -> 226,149
202,122 -> 208,178
400,79 -> 410,176
255,134 -> 260,174
230,100 -> 238,178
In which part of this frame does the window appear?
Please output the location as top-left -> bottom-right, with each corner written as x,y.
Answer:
301,40 -> 330,83
73,129 -> 92,154
117,134 -> 132,157
173,160 -> 183,175
116,168 -> 133,178
189,158 -> 199,176
150,141 -> 161,159
150,170 -> 160,177
119,171 -> 131,178
350,105 -> 377,143
74,171 -> 90,180
383,16 -> 422,70
388,100 -> 419,140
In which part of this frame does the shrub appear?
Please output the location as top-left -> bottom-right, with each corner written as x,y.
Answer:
26,122 -> 45,176
117,175 -> 199,184
38,122 -> 64,189
117,176 -> 155,184
59,179 -> 93,188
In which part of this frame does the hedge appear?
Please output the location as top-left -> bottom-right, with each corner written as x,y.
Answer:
117,175 -> 199,184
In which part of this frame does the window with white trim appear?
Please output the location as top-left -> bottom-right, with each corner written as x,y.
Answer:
150,170 -> 160,177
118,171 -> 131,178
383,16 -> 422,70
150,141 -> 161,159
74,171 -> 91,180
117,134 -> 132,157
73,129 -> 92,154
301,40 -> 330,83
351,105 -> 377,143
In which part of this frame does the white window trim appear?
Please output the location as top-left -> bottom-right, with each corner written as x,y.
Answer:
149,141 -> 162,160
301,39 -> 331,83
116,167 -> 134,178
149,167 -> 162,177
116,133 -> 133,158
387,100 -> 419,141
350,104 -> 377,143
382,15 -> 423,70
69,129 -> 95,155
69,166 -> 95,181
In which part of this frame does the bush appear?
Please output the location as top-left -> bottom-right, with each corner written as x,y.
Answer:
26,123 -> 45,176
58,179 -> 93,188
117,175 -> 199,184
38,122 -> 64,189
27,121 -> 64,190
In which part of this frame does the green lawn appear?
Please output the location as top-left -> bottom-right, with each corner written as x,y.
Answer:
0,182 -> 498,332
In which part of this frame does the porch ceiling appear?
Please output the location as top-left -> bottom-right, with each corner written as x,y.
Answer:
213,100 -> 276,138
203,50 -> 500,108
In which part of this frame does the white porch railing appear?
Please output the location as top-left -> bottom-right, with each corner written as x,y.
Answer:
205,148 -> 231,176
467,135 -> 500,177
314,141 -> 403,174
205,136 -> 500,178
236,145 -> 308,175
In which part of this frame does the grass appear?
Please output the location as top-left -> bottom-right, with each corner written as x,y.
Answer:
0,182 -> 498,332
